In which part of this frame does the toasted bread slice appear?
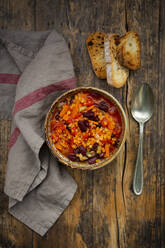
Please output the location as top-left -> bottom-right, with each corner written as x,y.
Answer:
104,34 -> 129,88
117,31 -> 140,70
86,32 -> 106,79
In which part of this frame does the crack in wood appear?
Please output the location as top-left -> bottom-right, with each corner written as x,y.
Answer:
124,0 -> 128,32
66,2 -> 73,32
121,142 -> 127,209
114,181 -> 120,248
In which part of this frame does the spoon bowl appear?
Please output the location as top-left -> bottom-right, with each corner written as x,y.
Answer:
131,83 -> 154,195
131,84 -> 154,123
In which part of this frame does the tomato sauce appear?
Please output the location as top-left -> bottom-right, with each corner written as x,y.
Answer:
49,91 -> 122,164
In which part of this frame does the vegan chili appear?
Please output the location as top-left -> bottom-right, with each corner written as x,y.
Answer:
49,91 -> 122,164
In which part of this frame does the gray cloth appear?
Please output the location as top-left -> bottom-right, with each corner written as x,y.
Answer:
0,30 -> 77,236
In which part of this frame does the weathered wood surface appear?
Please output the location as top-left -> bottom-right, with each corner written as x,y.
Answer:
0,0 -> 165,247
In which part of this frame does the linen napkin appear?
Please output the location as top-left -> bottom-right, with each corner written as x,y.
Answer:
0,30 -> 77,236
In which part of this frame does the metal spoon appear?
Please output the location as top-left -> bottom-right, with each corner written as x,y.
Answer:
131,83 -> 154,195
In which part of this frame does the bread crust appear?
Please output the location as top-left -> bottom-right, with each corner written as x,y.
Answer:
104,34 -> 129,88
86,32 -> 106,79
116,31 -> 141,70
86,31 -> 140,86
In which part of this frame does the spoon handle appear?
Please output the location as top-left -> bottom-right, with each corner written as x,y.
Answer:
133,122 -> 144,195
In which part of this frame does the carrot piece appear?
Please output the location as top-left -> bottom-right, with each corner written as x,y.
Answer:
105,114 -> 115,130
51,135 -> 59,143
72,103 -> 79,118
88,120 -> 98,125
108,121 -> 115,130
51,133 -> 58,139
63,114 -> 69,121
55,143 -> 63,150
105,143 -> 110,157
60,104 -> 69,118
87,105 -> 94,111
51,120 -> 57,125
50,120 -> 57,131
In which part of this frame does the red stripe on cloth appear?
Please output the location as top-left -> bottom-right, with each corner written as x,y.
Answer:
0,73 -> 20,84
8,128 -> 21,151
13,77 -> 76,116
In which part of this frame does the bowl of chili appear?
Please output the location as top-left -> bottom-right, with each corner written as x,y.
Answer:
45,87 -> 127,170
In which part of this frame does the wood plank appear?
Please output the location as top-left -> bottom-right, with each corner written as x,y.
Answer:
0,0 -> 164,247
0,0 -> 35,30
34,1 -> 95,247
0,0 -> 35,247
34,0 -> 165,247
92,1 -> 128,247
159,0 -> 165,247
34,0 -> 128,247
123,0 -> 163,247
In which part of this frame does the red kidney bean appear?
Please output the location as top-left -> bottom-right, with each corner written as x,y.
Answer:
83,110 -> 94,119
90,92 -> 101,99
97,101 -> 109,112
92,142 -> 98,151
83,110 -> 99,122
83,120 -> 89,128
68,154 -> 79,161
88,156 -> 97,164
78,120 -> 87,132
54,111 -> 60,120
74,147 -> 80,154
94,115 -> 99,122
79,145 -> 87,156
114,140 -> 120,147
74,145 -> 87,156
99,152 -> 105,159
70,95 -> 75,104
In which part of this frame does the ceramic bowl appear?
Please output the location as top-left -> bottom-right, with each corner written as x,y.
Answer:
45,87 -> 127,170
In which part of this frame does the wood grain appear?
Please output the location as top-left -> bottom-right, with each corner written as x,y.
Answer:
124,1 -> 164,247
0,0 -> 34,247
0,0 -> 164,247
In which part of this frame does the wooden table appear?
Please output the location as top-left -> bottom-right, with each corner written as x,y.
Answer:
0,0 -> 164,247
